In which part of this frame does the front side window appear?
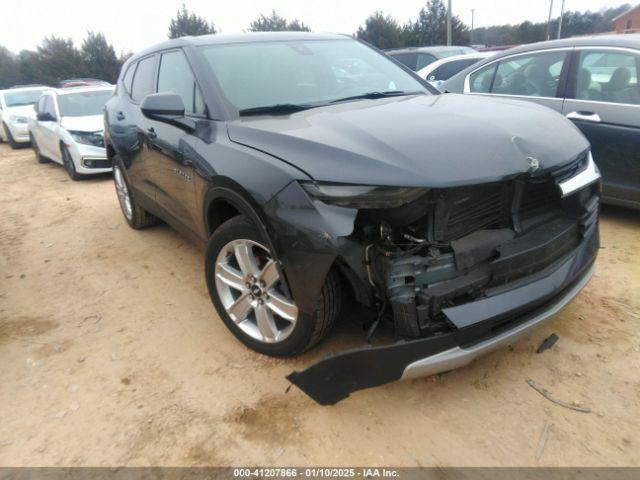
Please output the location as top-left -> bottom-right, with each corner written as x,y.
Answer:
200,39 -> 430,111
491,51 -> 567,98
157,50 -> 205,115
131,56 -> 157,102
573,50 -> 640,105
43,96 -> 56,118
469,63 -> 497,93
57,90 -> 113,117
4,89 -> 48,107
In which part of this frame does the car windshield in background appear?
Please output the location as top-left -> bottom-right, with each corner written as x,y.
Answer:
57,90 -> 113,117
200,39 -> 430,112
4,89 -> 47,107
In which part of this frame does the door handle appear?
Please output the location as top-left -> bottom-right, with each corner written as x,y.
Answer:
566,111 -> 601,123
147,127 -> 157,139
116,111 -> 125,121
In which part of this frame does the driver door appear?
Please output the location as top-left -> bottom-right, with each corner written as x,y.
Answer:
466,49 -> 572,114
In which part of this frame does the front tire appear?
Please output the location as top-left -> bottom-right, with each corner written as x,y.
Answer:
112,155 -> 157,229
205,215 -> 341,357
3,124 -> 20,149
61,145 -> 82,181
30,134 -> 48,163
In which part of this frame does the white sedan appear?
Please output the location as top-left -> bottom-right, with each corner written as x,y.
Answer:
417,52 -> 495,90
0,86 -> 51,147
28,86 -> 114,180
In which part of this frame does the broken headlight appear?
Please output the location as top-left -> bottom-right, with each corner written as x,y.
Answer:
300,181 -> 427,209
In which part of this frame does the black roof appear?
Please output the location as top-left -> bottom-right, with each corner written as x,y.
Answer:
130,32 -> 349,60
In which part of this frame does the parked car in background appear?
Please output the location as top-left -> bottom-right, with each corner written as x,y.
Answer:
386,45 -> 477,71
105,33 -> 600,404
58,78 -> 112,88
29,86 -> 113,180
0,86 -> 50,148
417,52 -> 494,89
443,34 -> 640,210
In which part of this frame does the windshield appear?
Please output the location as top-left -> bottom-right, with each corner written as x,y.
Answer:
57,90 -> 113,117
200,39 -> 430,111
4,89 -> 48,107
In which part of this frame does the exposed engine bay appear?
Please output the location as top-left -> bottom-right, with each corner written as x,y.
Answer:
355,153 -> 600,339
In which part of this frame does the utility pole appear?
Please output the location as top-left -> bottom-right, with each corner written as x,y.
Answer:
471,9 -> 475,44
447,0 -> 452,46
557,0 -> 566,39
545,0 -> 555,40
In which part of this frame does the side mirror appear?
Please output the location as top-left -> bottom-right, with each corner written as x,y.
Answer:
37,112 -> 56,122
140,93 -> 196,133
141,92 -> 185,118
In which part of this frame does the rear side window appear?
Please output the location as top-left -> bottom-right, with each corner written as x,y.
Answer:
573,50 -> 640,105
131,56 -> 156,103
122,64 -> 135,94
157,50 -> 205,115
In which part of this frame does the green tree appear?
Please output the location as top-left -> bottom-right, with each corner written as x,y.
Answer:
402,0 -> 469,46
168,4 -> 216,39
248,10 -> 311,32
0,46 -> 19,88
356,11 -> 404,49
81,31 -> 120,83
35,36 -> 84,85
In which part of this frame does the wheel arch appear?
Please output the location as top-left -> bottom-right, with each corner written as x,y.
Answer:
203,180 -> 295,300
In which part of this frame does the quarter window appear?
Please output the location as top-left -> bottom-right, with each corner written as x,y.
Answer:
131,56 -> 157,103
122,63 -> 136,94
157,50 -> 205,115
573,50 -> 640,105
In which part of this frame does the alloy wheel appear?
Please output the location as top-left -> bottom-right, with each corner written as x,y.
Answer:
113,165 -> 133,221
214,239 -> 298,344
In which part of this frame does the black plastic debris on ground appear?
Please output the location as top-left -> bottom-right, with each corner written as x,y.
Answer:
537,333 -> 559,354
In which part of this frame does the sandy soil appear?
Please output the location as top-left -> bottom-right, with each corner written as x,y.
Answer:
0,143 -> 639,467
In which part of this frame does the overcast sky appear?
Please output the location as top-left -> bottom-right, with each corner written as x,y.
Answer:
2,0 -> 631,54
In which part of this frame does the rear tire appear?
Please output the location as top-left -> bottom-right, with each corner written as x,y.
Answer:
205,215 -> 341,357
112,155 -> 157,229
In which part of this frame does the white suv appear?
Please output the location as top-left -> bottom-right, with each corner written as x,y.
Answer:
29,86 -> 114,180
0,86 -> 51,148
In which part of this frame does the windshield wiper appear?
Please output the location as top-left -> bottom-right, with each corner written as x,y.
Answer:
330,90 -> 423,104
238,103 -> 316,116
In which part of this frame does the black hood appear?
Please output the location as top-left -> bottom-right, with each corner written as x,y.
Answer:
227,93 -> 590,187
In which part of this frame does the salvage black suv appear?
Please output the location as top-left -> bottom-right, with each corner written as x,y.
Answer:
104,33 -> 601,404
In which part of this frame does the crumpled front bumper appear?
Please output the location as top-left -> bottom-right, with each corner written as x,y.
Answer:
287,224 -> 598,405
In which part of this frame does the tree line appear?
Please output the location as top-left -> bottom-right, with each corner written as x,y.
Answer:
0,1 -> 632,89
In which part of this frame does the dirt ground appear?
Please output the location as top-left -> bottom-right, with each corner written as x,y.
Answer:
0,142 -> 639,467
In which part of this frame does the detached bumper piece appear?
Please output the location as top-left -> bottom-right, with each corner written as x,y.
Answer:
287,226 -> 598,405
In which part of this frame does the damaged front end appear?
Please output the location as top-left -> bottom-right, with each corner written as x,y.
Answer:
280,151 -> 600,404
